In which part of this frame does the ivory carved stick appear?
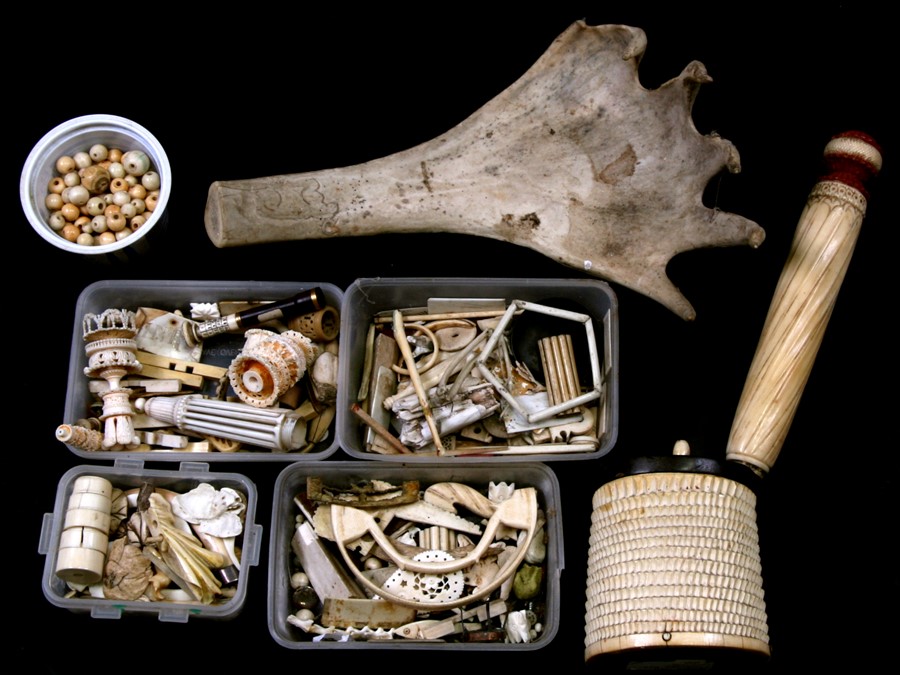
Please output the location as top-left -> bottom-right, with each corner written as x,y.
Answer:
726,132 -> 882,475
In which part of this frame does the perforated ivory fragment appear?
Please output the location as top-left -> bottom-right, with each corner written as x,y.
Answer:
584,472 -> 770,658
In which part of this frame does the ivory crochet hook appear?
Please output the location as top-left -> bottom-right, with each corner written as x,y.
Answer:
726,131 -> 882,475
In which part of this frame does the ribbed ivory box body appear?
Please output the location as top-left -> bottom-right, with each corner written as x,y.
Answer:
584,471 -> 770,661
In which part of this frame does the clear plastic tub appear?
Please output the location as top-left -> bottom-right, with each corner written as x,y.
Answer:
39,460 -> 262,621
337,277 -> 618,462
60,279 -> 343,462
268,460 -> 563,649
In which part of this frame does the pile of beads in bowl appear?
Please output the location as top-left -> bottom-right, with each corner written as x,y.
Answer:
44,145 -> 161,247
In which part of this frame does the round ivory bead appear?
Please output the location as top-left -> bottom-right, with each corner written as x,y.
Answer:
46,193 -> 64,211
108,162 -> 125,179
66,185 -> 90,206
73,151 -> 92,169
89,144 -> 109,162
141,171 -> 160,191
76,232 -> 95,246
86,197 -> 106,216
49,212 -> 67,231
56,155 -> 76,174
91,215 -> 108,233
122,150 -> 150,176
96,231 -> 116,245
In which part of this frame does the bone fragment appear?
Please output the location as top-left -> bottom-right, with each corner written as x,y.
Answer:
204,21 -> 763,320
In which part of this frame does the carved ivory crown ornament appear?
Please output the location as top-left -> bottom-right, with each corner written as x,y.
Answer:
584,132 -> 882,666
204,21 -> 764,321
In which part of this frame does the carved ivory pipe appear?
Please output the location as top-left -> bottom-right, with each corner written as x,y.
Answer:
726,131 -> 882,475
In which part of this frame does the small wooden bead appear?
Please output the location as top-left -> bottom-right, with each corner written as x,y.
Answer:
61,203 -> 81,221
63,171 -> 81,187
141,171 -> 161,191
96,231 -> 116,245
45,193 -> 64,211
73,151 -> 92,169
122,150 -> 150,176
48,176 -> 66,194
56,155 -> 76,174
107,148 -> 123,163
130,197 -> 146,214
110,177 -> 129,193
61,224 -> 81,241
115,228 -> 132,241
106,211 -> 127,232
129,214 -> 147,230
89,144 -> 109,162
129,184 -> 147,200
76,232 -> 95,246
75,216 -> 92,232
104,204 -> 120,217
124,174 -> 138,187
119,202 -> 137,219
145,191 -> 159,211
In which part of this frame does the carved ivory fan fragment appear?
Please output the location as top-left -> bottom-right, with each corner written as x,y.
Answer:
584,132 -> 881,664
204,21 -> 764,321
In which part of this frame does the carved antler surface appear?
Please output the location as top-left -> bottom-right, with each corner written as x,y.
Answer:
205,21 -> 764,320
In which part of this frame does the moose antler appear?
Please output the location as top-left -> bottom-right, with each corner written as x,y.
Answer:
205,21 -> 764,320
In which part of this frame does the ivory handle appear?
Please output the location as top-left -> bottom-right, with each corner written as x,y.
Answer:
726,132 -> 882,475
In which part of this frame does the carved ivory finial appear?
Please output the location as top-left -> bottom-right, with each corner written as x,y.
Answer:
82,309 -> 142,448
204,21 -> 764,321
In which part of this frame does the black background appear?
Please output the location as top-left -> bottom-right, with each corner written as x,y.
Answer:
12,5 -> 894,672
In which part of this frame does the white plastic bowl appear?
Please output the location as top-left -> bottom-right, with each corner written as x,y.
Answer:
20,114 -> 171,258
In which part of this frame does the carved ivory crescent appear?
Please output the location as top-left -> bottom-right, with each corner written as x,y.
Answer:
205,21 -> 764,320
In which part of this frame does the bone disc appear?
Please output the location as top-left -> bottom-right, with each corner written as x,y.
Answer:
71,475 -> 113,498
63,508 -> 111,532
56,547 -> 105,584
59,526 -> 109,552
65,491 -> 111,512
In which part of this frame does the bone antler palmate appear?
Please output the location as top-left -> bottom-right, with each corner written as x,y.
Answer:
204,21 -> 764,320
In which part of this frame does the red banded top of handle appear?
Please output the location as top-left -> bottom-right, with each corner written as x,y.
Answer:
820,131 -> 883,199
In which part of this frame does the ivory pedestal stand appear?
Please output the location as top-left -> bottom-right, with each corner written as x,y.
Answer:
584,132 -> 882,666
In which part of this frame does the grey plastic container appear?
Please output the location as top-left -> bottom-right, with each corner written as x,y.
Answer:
268,460 -> 563,649
39,460 -> 262,621
62,279 -> 343,462
337,277 -> 619,462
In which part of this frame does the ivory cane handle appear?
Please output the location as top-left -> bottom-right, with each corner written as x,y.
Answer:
726,132 -> 882,475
